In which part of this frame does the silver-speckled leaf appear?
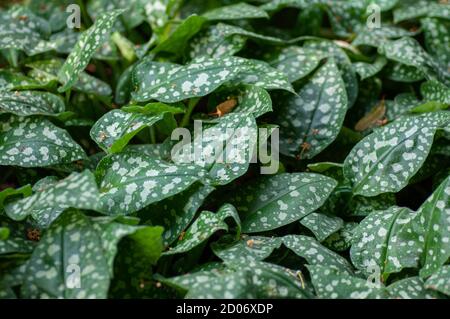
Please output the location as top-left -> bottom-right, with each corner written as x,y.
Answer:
140,183 -> 215,247
172,113 -> 257,185
283,235 -> 353,273
90,109 -> 166,153
96,152 -> 206,215
203,3 -> 269,21
228,173 -> 337,233
350,206 -> 415,276
211,235 -> 282,262
275,58 -> 348,159
164,204 -> 241,255
384,176 -> 450,278
344,112 -> 450,197
27,59 -> 111,96
5,170 -> 100,222
300,212 -> 343,242
21,210 -> 163,298
0,91 -> 65,116
58,9 -> 125,92
0,115 -> 86,167
425,266 -> 450,296
132,56 -> 248,103
307,265 -> 387,299
421,81 -> 450,104
268,46 -> 325,83
353,56 -> 387,80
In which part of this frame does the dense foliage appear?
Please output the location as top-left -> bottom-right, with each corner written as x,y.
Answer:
0,0 -> 449,299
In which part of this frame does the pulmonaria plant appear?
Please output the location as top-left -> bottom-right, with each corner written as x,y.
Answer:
0,0 -> 449,300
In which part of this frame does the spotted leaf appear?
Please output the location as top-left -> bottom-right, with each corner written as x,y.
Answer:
58,9 -> 125,92
275,59 -> 348,159
132,56 -> 249,103
203,3 -> 269,21
21,209 -> 163,298
344,112 -> 450,197
283,235 -> 353,273
211,235 -> 283,262
425,266 -> 450,296
350,206 -> 416,276
268,46 -> 326,83
164,204 -> 241,255
90,109 -> 167,153
96,152 -> 206,215
227,173 -> 337,233
384,176 -> 450,277
307,265 -> 387,299
300,212 -> 344,242
27,59 -> 111,96
0,91 -> 65,117
172,113 -> 257,185
0,115 -> 86,167
5,170 -> 101,223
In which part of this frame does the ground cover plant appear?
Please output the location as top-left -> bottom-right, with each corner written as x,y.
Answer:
0,0 -> 449,299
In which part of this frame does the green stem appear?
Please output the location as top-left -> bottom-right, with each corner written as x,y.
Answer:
149,126 -> 156,144
65,89 -> 71,106
180,98 -> 200,128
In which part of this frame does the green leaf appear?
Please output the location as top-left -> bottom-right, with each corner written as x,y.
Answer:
422,18 -> 450,71
421,81 -> 450,104
0,90 -> 65,117
275,58 -> 348,159
160,259 -> 312,298
381,37 -> 442,81
300,212 -> 343,242
384,176 -> 450,278
21,209 -> 163,298
0,70 -> 46,91
132,56 -> 248,103
283,235 -> 353,273
152,15 -> 206,55
203,3 -> 269,21
350,206 -> 415,276
386,63 -> 425,83
0,227 -> 9,240
307,265 -> 387,299
352,25 -> 416,47
386,276 -> 438,299
211,235 -> 283,262
164,204 -> 241,255
188,24 -> 247,59
0,184 -> 32,210
394,1 -> 450,23
140,183 -> 215,247
227,173 -> 337,233
5,170 -> 100,223
0,115 -> 86,167
353,56 -> 387,80
425,266 -> 450,296
57,9 -> 125,92
231,59 -> 295,93
268,46 -> 325,83
344,112 -> 450,197
0,7 -> 55,56
90,109 -> 167,153
172,113 -> 257,185
96,152 -> 206,215
27,59 -> 112,96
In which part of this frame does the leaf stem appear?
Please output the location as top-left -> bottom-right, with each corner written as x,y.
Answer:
149,126 -> 156,144
180,98 -> 200,127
